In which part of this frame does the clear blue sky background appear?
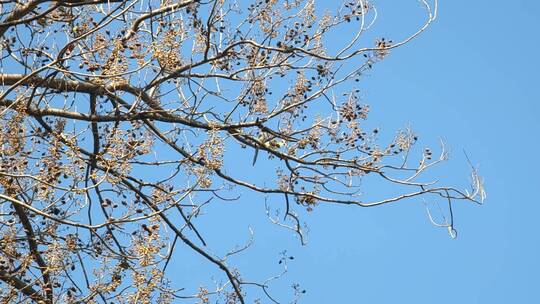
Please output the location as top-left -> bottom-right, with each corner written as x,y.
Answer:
295,0 -> 540,302
2,0 -> 536,302
180,1 -> 539,303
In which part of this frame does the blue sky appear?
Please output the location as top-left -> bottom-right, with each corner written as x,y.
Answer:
190,1 -> 540,303
2,0 -> 536,302
301,0 -> 539,302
